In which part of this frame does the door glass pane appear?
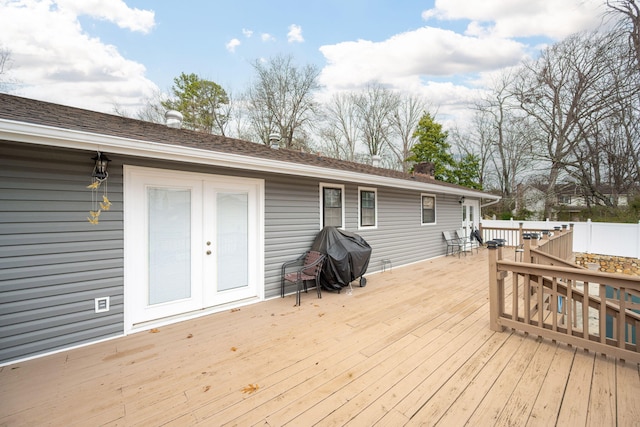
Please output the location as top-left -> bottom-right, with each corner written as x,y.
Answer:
217,192 -> 248,291
148,188 -> 191,305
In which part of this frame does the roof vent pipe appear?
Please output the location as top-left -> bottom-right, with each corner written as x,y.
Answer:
371,154 -> 381,168
269,132 -> 281,149
165,110 -> 183,129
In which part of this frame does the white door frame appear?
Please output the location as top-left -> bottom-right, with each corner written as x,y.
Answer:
123,166 -> 264,332
461,199 -> 480,237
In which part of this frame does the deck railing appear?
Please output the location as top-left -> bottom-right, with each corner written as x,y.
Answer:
488,230 -> 640,363
479,222 -> 573,249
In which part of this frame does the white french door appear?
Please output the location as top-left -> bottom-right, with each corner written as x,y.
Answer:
461,199 -> 479,239
124,166 -> 263,329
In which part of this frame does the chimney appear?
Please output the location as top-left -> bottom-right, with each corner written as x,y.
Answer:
371,154 -> 381,168
414,162 -> 435,178
165,110 -> 183,129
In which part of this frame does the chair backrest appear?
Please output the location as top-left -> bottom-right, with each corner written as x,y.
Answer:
456,229 -> 468,241
302,251 -> 325,276
443,231 -> 454,241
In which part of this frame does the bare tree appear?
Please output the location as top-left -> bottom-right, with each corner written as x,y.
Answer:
473,71 -> 534,202
321,92 -> 361,161
607,0 -> 640,71
0,44 -> 14,91
246,54 -> 320,149
353,83 -> 400,158
450,112 -> 494,190
568,38 -> 640,206
388,93 -> 427,172
512,31 -> 619,218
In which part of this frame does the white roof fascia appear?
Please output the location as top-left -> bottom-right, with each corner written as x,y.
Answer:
0,119 -> 499,200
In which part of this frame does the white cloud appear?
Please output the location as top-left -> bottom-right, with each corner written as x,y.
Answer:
57,0 -> 155,33
422,0 -> 604,39
0,0 -> 158,114
226,38 -> 241,52
318,0 -> 605,129
242,28 -> 253,38
319,27 -> 526,90
287,24 -> 304,43
261,33 -> 275,42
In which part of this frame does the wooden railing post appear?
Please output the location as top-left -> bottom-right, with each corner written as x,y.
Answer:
568,224 -> 574,259
519,222 -> 524,246
488,240 -> 504,332
523,234 -> 532,263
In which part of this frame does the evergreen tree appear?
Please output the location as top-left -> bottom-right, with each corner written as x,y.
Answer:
408,113 -> 482,189
162,72 -> 229,135
407,112 -> 455,181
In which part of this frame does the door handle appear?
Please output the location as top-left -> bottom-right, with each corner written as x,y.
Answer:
206,250 -> 212,255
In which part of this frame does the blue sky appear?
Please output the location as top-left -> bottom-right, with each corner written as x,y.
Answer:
0,0 -> 607,126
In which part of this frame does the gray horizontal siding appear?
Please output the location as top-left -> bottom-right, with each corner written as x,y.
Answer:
264,175 -> 321,298
0,142 -> 124,364
262,179 -> 466,299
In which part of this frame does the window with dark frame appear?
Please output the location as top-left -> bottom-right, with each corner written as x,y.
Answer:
421,194 -> 435,224
360,189 -> 376,227
323,187 -> 342,227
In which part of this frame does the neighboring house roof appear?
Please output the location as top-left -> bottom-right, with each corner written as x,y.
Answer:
0,93 -> 498,200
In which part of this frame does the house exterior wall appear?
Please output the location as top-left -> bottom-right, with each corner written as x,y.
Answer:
1,142 -> 465,364
0,142 -> 125,363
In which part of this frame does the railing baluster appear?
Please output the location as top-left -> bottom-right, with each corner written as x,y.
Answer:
567,279 -> 573,337
599,284 -> 607,343
583,281 -> 590,339
538,275 -> 544,327
513,272 -> 519,322
524,274 -> 531,325
618,287 -> 626,348
552,277 -> 558,332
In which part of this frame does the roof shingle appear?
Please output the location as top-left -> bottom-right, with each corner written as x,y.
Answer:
0,93 -> 485,194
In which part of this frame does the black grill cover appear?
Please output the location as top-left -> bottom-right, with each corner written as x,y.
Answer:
310,226 -> 372,291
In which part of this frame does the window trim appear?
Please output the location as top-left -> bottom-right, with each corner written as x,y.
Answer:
320,183 -> 345,229
358,186 -> 378,230
421,193 -> 437,225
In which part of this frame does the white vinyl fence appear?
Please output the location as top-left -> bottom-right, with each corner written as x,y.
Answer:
480,219 -> 640,259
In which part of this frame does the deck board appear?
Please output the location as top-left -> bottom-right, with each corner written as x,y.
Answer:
1,249 -> 639,426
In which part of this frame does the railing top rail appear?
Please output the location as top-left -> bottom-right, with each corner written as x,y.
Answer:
529,248 -> 582,268
481,226 -> 553,231
496,259 -> 640,290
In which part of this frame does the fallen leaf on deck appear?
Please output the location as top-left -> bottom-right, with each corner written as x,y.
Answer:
187,334 -> 193,338
230,346 -> 237,352
241,384 -> 259,394
149,328 -> 160,333
203,385 -> 211,392
231,308 -> 241,312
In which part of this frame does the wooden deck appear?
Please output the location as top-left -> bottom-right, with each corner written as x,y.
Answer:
2,249 -> 640,426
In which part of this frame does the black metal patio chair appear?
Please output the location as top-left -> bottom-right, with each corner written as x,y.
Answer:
281,250 -> 326,306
